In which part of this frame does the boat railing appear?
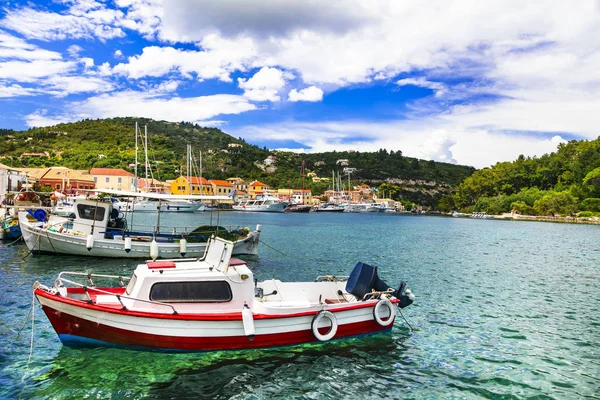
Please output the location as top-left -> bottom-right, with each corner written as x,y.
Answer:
54,272 -> 179,315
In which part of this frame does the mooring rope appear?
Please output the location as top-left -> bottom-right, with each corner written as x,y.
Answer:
398,307 -> 417,332
258,239 -> 287,256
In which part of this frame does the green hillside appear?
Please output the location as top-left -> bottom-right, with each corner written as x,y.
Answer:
442,137 -> 600,216
0,117 -> 476,206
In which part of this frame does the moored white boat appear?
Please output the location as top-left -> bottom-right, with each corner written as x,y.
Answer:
33,237 -> 415,351
233,194 -> 289,213
18,196 -> 261,258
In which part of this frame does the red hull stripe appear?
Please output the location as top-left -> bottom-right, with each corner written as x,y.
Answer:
35,289 -> 399,321
42,304 -> 393,351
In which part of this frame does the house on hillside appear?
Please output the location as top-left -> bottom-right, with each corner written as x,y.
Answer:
35,167 -> 95,192
209,179 -> 234,196
264,155 -> 277,166
139,178 -> 169,193
170,176 -> 212,195
314,161 -> 325,166
248,180 -> 269,199
89,168 -> 136,192
0,163 -> 27,195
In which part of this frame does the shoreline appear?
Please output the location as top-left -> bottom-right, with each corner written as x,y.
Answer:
493,213 -> 600,225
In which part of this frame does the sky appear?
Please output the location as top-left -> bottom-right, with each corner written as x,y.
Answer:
1,0 -> 599,168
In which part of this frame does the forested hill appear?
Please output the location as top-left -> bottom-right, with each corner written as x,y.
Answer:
0,117 -> 475,202
441,136 -> 600,216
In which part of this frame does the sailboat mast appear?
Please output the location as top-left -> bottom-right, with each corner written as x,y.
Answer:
134,122 -> 138,192
144,125 -> 149,193
199,150 -> 203,195
301,160 -> 305,205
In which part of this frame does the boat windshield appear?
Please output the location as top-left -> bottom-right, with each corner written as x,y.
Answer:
126,274 -> 137,295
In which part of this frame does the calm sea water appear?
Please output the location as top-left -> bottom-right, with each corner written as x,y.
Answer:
1,212 -> 599,399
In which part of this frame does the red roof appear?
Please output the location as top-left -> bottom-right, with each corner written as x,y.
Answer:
209,179 -> 233,187
90,168 -> 134,177
249,180 -> 268,187
184,176 -> 210,185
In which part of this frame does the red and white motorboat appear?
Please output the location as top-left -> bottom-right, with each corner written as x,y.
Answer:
33,237 -> 415,351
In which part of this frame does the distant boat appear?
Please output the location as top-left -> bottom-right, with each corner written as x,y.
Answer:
285,204 -> 312,213
233,194 -> 289,213
470,212 -> 494,220
315,203 -> 345,212
451,211 -> 466,218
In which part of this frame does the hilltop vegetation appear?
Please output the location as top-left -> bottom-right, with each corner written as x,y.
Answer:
440,137 -> 600,216
0,117 -> 475,205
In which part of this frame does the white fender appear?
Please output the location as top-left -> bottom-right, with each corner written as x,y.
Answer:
124,236 -> 132,253
311,310 -> 338,341
86,234 -> 94,251
179,238 -> 187,256
256,224 -> 262,232
373,298 -> 395,327
242,306 -> 255,340
150,239 -> 159,260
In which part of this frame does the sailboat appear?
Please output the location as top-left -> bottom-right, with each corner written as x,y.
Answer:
285,161 -> 312,213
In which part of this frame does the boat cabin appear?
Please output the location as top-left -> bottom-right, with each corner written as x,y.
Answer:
123,237 -> 255,312
69,198 -> 124,239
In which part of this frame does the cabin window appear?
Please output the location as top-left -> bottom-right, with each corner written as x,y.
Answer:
126,274 -> 137,295
149,281 -> 232,303
77,204 -> 106,221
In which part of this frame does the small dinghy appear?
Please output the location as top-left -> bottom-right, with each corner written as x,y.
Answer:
33,237 -> 415,352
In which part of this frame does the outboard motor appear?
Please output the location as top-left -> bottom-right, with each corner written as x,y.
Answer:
345,262 -> 414,308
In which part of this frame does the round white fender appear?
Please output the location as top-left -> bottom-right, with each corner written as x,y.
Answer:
86,234 -> 94,251
311,310 -> 338,341
373,298 -> 395,327
124,236 -> 132,253
150,239 -> 159,260
179,238 -> 187,256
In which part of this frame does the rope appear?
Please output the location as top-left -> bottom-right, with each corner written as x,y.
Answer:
398,307 -> 417,332
3,235 -> 23,246
16,294 -> 33,339
27,289 -> 35,365
258,239 -> 287,256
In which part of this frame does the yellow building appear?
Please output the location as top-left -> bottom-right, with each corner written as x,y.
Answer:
170,176 -> 212,195
209,179 -> 234,196
248,180 -> 269,199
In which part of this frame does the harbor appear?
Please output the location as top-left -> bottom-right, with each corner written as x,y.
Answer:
1,211 -> 598,398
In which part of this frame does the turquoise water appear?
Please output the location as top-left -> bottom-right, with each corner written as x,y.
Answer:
1,212 -> 599,399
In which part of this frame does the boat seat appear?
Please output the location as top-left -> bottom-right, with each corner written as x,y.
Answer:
95,295 -> 122,304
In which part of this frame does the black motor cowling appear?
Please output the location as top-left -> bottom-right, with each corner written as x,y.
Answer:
345,262 -> 413,308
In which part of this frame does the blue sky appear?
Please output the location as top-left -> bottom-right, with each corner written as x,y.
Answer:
1,0 -> 599,168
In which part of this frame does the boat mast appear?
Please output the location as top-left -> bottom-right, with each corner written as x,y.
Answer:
134,122 -> 138,192
301,160 -> 305,205
144,125 -> 149,193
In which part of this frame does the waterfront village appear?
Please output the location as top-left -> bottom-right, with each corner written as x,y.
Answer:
0,163 -> 403,211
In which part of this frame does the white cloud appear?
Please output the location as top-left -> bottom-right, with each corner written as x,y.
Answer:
67,44 -> 83,57
238,67 -> 285,101
25,110 -> 75,127
1,6 -> 125,41
0,83 -> 38,98
288,86 -> 323,102
25,91 -> 257,126
114,49 -> 123,58
396,77 -> 446,97
0,60 -> 76,82
112,40 -> 257,81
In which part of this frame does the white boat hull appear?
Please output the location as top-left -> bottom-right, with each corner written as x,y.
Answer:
35,290 -> 394,351
19,217 -> 260,258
